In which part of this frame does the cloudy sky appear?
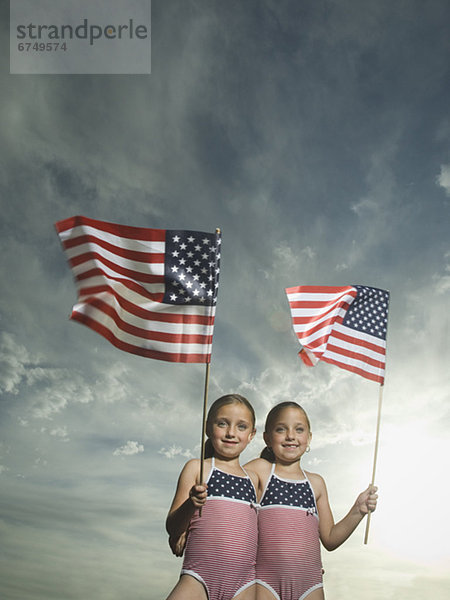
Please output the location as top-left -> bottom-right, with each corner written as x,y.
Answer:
1,1 -> 449,598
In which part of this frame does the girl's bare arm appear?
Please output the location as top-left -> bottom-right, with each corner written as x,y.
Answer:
165,459 -> 207,542
310,472 -> 378,551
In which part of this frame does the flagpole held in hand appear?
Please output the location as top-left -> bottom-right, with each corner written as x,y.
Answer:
199,362 -> 210,488
364,383 -> 384,544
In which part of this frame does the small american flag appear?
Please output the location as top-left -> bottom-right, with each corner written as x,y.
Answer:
55,216 -> 221,363
285,285 -> 389,384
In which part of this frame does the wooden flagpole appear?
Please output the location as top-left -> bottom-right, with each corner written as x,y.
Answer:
364,383 -> 384,544
199,361 -> 211,486
198,228 -> 220,509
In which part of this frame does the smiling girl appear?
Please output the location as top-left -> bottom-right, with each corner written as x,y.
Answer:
246,401 -> 378,600
165,394 -> 258,600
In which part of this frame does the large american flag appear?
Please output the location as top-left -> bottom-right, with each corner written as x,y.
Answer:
285,285 -> 389,384
55,216 -> 221,363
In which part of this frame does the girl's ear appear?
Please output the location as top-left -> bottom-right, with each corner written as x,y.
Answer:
263,431 -> 270,447
249,428 -> 256,442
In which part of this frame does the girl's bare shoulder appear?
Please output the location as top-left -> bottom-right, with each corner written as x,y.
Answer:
244,457 -> 273,477
244,458 -> 273,496
304,467 -> 319,477
304,470 -> 327,496
179,457 -> 211,479
181,458 -> 200,471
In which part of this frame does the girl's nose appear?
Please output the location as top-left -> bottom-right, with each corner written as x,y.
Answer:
285,430 -> 294,440
225,426 -> 236,438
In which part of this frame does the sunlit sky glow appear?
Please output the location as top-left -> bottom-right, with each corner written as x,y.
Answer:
1,1 -> 449,599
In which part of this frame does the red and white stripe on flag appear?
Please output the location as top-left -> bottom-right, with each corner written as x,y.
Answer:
55,216 -> 221,363
285,285 -> 389,384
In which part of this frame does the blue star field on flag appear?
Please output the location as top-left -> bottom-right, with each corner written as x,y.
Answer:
163,230 -> 221,306
342,285 -> 389,340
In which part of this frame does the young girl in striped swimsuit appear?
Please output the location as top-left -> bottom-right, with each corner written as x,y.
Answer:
165,394 -> 258,600
246,402 -> 378,600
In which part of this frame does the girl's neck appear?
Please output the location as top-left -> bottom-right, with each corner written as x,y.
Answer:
212,454 -> 245,475
274,459 -> 305,479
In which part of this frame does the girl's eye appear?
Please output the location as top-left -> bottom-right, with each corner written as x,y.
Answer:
238,424 -> 248,431
275,427 -> 285,433
296,427 -> 304,433
217,421 -> 227,427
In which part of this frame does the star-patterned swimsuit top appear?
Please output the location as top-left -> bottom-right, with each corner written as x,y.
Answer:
260,463 -> 318,516
206,457 -> 257,504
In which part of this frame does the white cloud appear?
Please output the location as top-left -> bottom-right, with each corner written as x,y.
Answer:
30,372 -> 95,420
272,242 -> 316,275
49,426 -> 70,442
437,164 -> 450,196
158,445 -> 193,459
351,196 -> 379,216
335,262 -> 349,271
113,441 -> 144,456
0,332 -> 32,394
433,252 -> 450,294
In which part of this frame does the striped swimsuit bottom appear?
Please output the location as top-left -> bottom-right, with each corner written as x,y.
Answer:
181,458 -> 258,600
256,464 -> 323,600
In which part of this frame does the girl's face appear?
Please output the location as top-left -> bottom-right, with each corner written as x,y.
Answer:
264,406 -> 312,464
209,402 -> 256,460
